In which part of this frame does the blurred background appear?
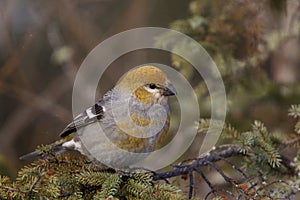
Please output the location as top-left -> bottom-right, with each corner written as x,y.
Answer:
0,0 -> 191,177
0,0 -> 299,195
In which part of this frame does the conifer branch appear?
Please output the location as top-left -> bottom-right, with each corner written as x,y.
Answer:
152,147 -> 242,181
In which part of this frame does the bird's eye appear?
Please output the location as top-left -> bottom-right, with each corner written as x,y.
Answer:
148,83 -> 156,89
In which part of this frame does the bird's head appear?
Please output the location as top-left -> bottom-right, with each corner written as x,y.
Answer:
116,66 -> 176,104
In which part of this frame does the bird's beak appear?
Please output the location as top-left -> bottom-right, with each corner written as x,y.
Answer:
163,83 -> 177,96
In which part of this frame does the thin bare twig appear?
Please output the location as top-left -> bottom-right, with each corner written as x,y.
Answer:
206,161 -> 232,183
194,168 -> 217,198
188,170 -> 194,199
152,147 -> 242,181
281,136 -> 300,148
27,172 -> 45,198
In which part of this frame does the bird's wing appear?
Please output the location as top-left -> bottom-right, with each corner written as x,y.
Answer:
59,101 -> 105,138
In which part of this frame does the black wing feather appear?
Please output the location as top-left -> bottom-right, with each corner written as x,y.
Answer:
59,101 -> 105,138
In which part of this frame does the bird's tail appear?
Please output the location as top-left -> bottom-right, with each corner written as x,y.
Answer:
19,139 -> 67,160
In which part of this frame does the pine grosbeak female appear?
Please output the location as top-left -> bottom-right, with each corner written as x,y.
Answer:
20,65 -> 176,169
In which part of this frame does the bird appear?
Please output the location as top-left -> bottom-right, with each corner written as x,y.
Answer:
20,65 -> 177,169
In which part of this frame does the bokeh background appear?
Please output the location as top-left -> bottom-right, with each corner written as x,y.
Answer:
0,0 -> 192,177
0,0 -> 299,195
